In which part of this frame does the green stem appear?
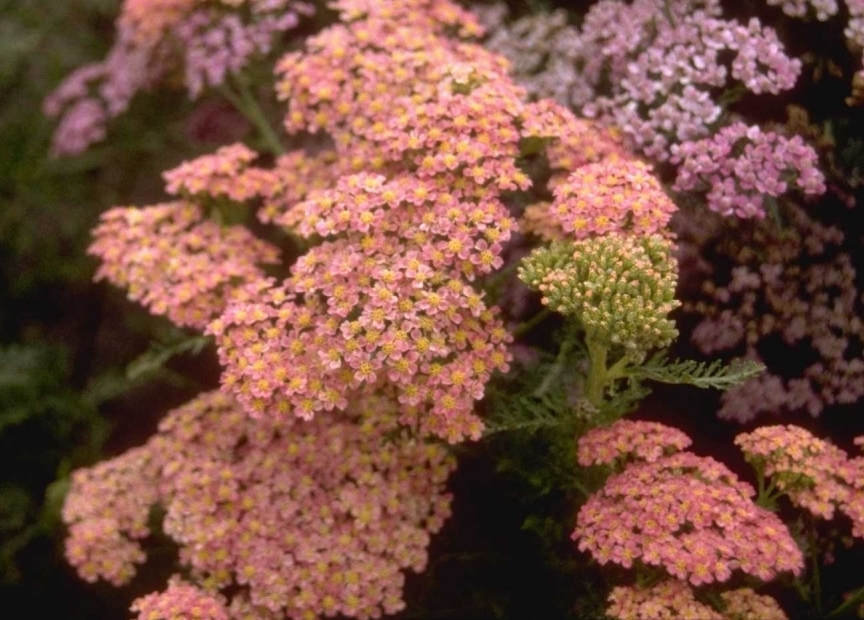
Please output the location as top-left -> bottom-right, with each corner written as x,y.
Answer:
220,76 -> 285,156
605,354 -> 631,383
584,335 -> 608,408
512,307 -> 554,339
827,582 -> 864,618
533,329 -> 576,398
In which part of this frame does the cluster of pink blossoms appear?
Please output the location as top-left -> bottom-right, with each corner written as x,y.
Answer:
202,0 -> 595,442
606,579 -> 788,620
162,142 -> 275,203
545,158 -> 678,240
131,578 -> 229,620
210,172 -> 515,443
479,0 -> 827,219
43,0 -> 312,156
573,447 -> 804,585
577,419 -> 693,468
671,121 -> 826,218
88,201 -> 280,330
63,390 -> 456,620
734,424 -> 864,537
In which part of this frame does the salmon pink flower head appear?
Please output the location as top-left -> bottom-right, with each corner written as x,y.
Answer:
547,158 -> 678,240
577,419 -> 693,468
162,142 -> 274,203
606,579 -> 724,620
63,390 -> 456,619
130,578 -> 229,620
606,580 -> 788,620
210,171 -> 515,443
88,201 -> 280,330
572,451 -> 804,585
735,424 -> 853,520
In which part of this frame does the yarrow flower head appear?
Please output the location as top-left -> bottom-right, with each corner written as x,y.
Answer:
572,451 -> 804,585
606,579 -> 724,620
606,580 -> 789,620
720,587 -> 790,620
162,142 -> 274,203
63,390 -> 456,620
546,159 -> 678,240
130,578 -> 229,620
735,424 -> 853,520
210,175 -> 516,443
518,235 -> 680,355
671,121 -> 826,218
577,419 -> 693,468
88,201 -> 280,330
62,446 -> 157,586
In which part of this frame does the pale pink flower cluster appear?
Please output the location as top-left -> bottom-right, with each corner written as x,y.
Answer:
88,201 -> 280,330
572,450 -> 804,585
735,424 -> 852,519
607,580 -> 789,620
274,12 -> 531,191
607,579 -> 724,620
210,172 -> 515,443
131,578 -> 229,620
63,390 -> 456,620
62,446 -> 157,586
720,588 -> 789,620
680,203 -> 864,421
577,420 -> 692,467
840,439 -> 864,538
671,121 -> 826,218
482,1 -> 801,158
546,159 -> 678,240
204,2 -> 594,441
480,1 -> 826,219
162,142 -> 274,202
43,0 -> 312,156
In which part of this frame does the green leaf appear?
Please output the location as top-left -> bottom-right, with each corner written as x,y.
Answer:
629,355 -> 765,390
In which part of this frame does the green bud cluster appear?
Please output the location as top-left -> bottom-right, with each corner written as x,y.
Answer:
519,234 -> 680,353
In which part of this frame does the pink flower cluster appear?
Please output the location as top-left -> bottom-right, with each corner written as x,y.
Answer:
606,579 -> 724,620
735,424 -> 852,519
483,1 -> 801,158
63,446 -> 156,586
671,121 -> 826,218
274,12 -> 531,191
480,1 -> 827,219
210,172 -> 515,443
63,390 -> 456,620
577,420 -> 692,468
545,159 -> 678,240
131,578 -> 229,620
88,201 -> 280,330
162,142 -> 274,202
43,0 -> 312,156
572,450 -> 804,585
679,202 -> 864,421
607,580 -> 789,620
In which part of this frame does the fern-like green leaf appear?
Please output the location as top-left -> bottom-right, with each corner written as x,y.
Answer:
629,355 -> 764,390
